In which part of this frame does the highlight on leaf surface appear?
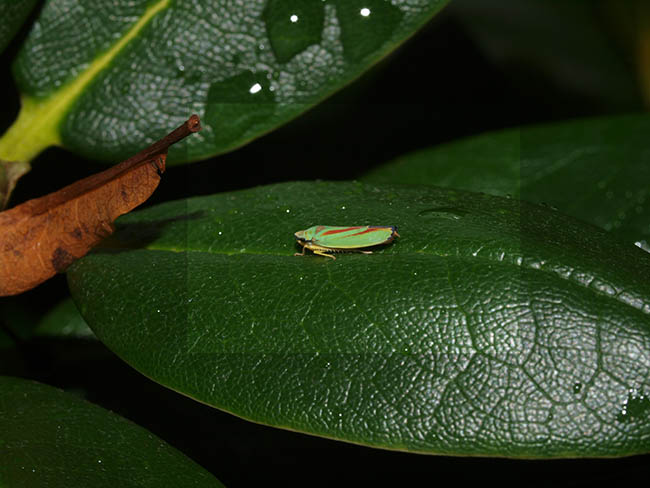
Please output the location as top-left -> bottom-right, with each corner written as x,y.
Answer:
0,0 -> 450,205
362,114 -> 650,247
68,181 -> 650,458
0,115 -> 201,297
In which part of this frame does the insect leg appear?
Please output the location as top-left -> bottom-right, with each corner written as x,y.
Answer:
313,249 -> 336,260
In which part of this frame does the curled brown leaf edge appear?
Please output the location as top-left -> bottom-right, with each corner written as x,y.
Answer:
0,115 -> 201,296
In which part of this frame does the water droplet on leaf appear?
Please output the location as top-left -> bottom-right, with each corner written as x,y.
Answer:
634,240 -> 650,253
263,0 -> 325,63
332,0 -> 403,62
186,71 -> 203,84
617,389 -> 650,423
204,71 -> 276,149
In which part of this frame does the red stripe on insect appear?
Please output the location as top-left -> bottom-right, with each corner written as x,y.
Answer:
347,228 -> 387,237
321,227 -> 363,235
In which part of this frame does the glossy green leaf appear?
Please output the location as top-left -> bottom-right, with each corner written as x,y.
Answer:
0,375 -> 224,487
68,181 -> 650,458
0,0 -> 38,53
0,294 -> 95,341
0,0 -> 449,177
34,297 -> 95,339
364,114 -> 650,248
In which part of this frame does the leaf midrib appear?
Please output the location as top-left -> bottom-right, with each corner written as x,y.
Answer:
0,0 -> 170,164
97,243 -> 650,317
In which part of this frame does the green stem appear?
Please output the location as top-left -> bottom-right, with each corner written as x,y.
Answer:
0,96 -> 61,208
0,0 -> 171,207
0,96 -> 62,164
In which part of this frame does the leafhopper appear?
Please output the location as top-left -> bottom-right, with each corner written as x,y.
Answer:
294,225 -> 399,259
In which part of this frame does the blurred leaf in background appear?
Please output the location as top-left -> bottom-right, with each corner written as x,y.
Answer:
0,0 -> 38,54
449,0 -> 646,112
0,376 -> 224,487
34,297 -> 94,340
597,0 -> 650,106
364,114 -> 650,248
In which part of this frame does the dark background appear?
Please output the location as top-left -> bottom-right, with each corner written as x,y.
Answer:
1,1 -> 648,486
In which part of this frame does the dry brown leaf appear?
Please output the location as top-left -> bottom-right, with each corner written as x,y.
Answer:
0,115 -> 201,296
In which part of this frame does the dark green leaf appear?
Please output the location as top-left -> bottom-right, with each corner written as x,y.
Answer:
0,0 -> 38,54
68,181 -> 650,458
364,114 -> 650,248
34,297 -> 95,339
0,376 -> 224,487
0,293 -> 95,341
0,0 -> 449,168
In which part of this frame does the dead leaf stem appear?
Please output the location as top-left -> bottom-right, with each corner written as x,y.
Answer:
0,115 -> 201,296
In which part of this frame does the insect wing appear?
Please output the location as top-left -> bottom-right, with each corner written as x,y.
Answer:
312,226 -> 397,249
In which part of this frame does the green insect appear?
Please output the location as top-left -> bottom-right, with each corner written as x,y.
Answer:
294,225 -> 399,259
